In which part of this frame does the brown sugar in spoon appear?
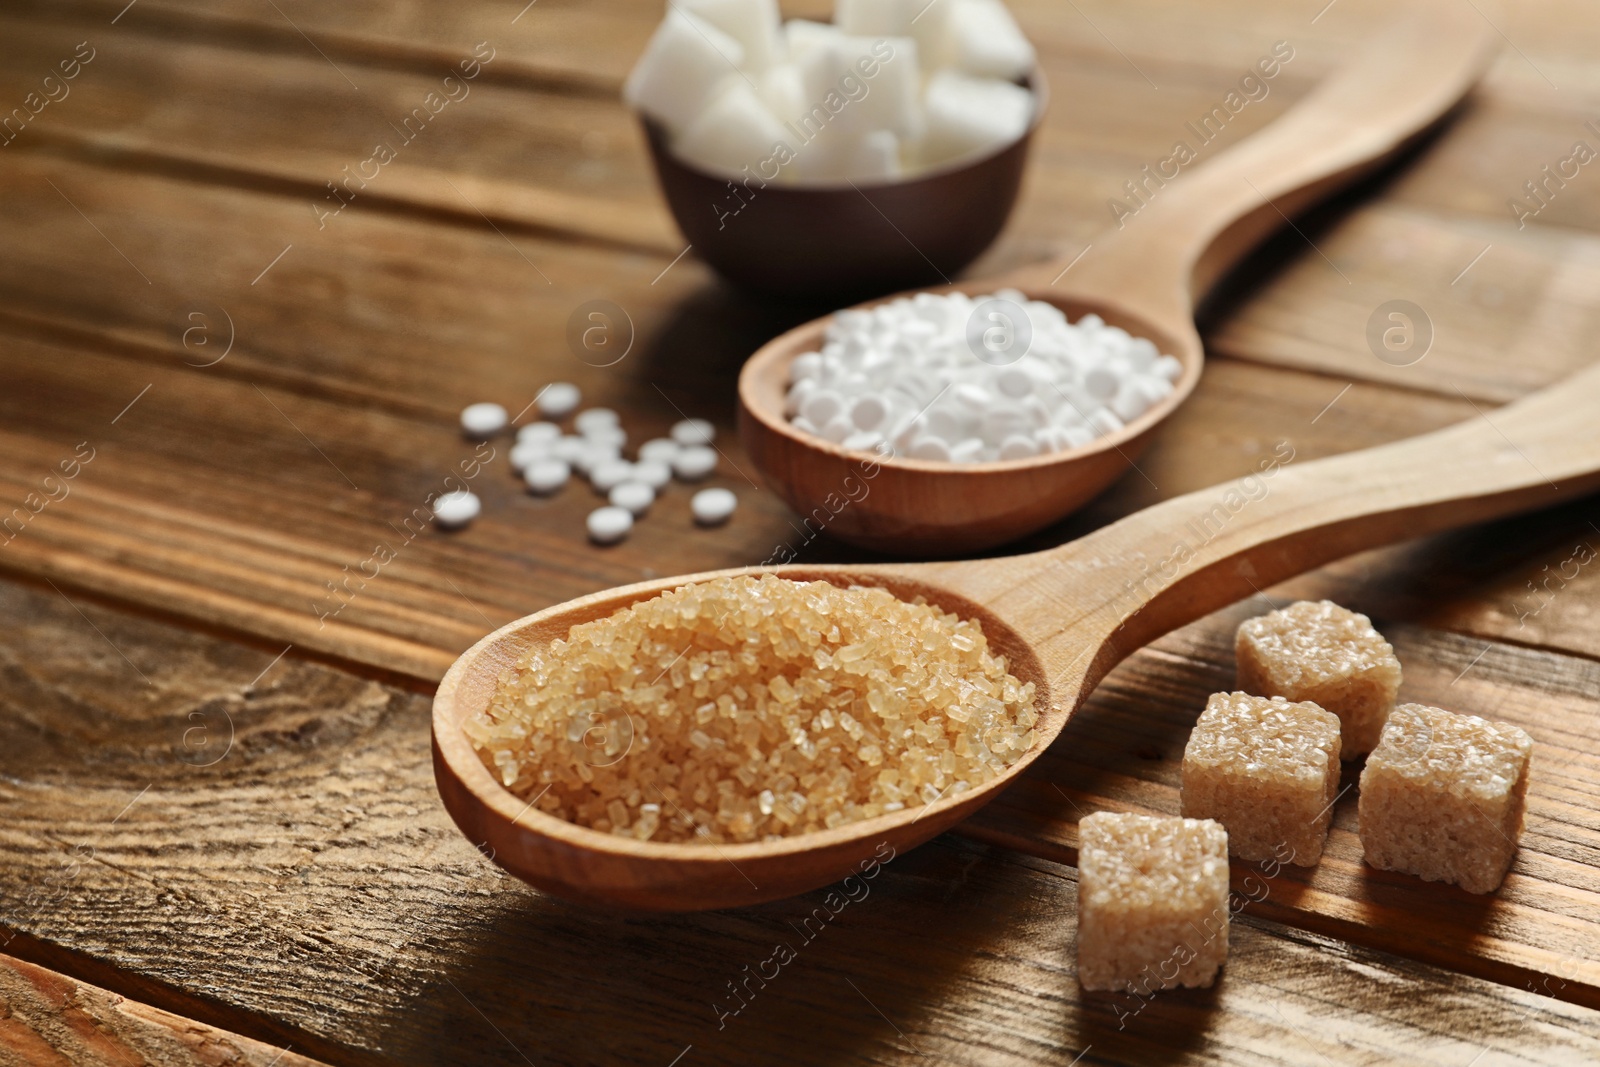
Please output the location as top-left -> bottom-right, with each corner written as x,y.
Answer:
738,0 -> 1499,554
436,360 -> 1600,910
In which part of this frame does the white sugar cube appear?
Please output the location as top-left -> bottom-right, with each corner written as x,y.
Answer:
934,0 -> 1035,81
834,0 -> 918,36
797,34 -> 923,139
682,0 -> 783,72
842,130 -> 902,182
675,79 -> 795,178
760,62 -> 809,125
916,70 -> 1032,167
623,10 -> 747,133
784,18 -> 841,60
786,125 -> 851,182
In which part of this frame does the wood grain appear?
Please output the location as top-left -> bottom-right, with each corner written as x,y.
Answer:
0,952 -> 327,1067
3,576 -> 1598,1066
0,0 -> 1599,1057
0,15 -> 677,254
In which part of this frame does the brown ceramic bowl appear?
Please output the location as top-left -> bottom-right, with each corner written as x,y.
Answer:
639,72 -> 1048,302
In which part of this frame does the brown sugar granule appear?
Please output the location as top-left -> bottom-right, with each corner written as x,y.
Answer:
1077,813 -> 1230,992
1235,600 -> 1402,757
1359,703 -> 1532,894
1181,692 -> 1341,866
465,575 -> 1039,843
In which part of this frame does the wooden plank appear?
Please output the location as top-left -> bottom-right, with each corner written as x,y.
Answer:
2,574 -> 1597,1066
0,15 -> 677,254
965,605 -> 1600,1007
5,43 -> 1599,423
0,151 -> 719,422
7,319 -> 1600,1001
0,320 -> 1484,684
0,952 -> 327,1067
1205,202 -> 1600,404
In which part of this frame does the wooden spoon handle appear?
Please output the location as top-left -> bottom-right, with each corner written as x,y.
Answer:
947,363 -> 1600,695
1005,0 -> 1497,316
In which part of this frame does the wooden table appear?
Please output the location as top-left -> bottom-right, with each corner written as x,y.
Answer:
2,0 -> 1599,1063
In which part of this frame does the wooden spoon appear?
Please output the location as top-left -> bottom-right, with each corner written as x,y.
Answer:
436,362 -> 1600,911
738,0 -> 1498,554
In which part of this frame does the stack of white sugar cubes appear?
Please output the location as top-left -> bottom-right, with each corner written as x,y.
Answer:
785,289 -> 1183,463
624,0 -> 1037,183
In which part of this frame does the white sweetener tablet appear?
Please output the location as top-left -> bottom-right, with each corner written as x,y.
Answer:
538,382 -> 581,418
587,505 -> 634,544
589,459 -> 636,492
432,490 -> 481,529
638,437 -> 681,464
670,418 -> 716,446
672,445 -> 718,481
517,421 -> 562,444
460,403 -> 507,439
609,480 -> 656,516
575,407 -> 622,435
524,458 -> 571,495
690,487 -> 737,525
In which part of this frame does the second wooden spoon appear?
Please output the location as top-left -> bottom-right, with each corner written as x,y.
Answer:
738,0 -> 1498,553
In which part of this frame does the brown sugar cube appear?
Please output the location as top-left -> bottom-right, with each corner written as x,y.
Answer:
1359,703 -> 1532,894
1181,692 -> 1341,866
1077,813 -> 1229,993
1236,600 -> 1401,758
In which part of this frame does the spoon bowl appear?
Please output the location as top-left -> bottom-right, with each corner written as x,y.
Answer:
739,286 -> 1202,555
433,565 -> 1059,910
436,360 -> 1600,910
738,0 -> 1499,553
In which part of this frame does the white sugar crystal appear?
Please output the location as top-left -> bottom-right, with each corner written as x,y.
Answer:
623,10 -> 747,133
675,79 -> 794,178
682,0 -> 783,71
917,70 -> 1033,168
934,0 -> 1035,80
782,290 -> 1176,464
